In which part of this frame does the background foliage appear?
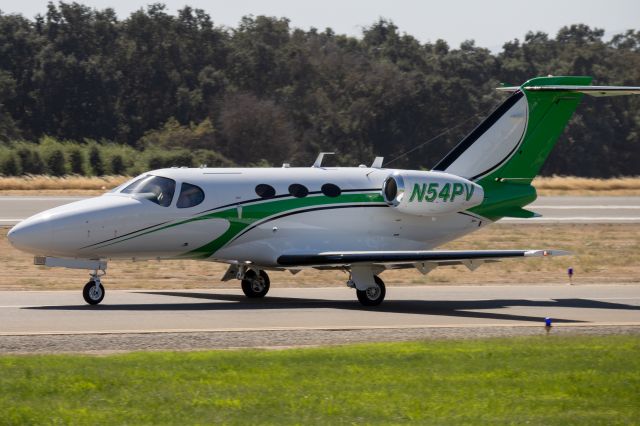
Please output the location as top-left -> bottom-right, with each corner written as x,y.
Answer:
1,3 -> 639,176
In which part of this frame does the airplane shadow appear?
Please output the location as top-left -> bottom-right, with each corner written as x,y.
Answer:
24,290 -> 640,324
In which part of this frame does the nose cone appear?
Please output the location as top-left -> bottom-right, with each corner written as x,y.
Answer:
7,216 -> 53,255
9,194 -> 163,258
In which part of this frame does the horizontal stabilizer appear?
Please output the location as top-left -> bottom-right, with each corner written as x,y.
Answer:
499,207 -> 540,218
497,85 -> 640,97
277,249 -> 570,267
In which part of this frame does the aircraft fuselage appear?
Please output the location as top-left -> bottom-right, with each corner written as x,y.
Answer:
8,167 -> 487,267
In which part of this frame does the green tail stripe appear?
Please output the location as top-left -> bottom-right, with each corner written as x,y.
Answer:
470,76 -> 592,221
484,76 -> 592,184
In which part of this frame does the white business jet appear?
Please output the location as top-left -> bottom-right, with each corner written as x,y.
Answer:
8,76 -> 640,306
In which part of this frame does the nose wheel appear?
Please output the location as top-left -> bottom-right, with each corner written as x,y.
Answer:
83,280 -> 105,305
82,270 -> 105,305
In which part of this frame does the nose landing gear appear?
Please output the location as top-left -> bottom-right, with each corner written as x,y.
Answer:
83,270 -> 105,305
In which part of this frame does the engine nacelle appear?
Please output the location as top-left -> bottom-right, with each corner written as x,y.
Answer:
382,170 -> 484,216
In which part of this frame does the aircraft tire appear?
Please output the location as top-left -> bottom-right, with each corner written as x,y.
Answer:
82,280 -> 105,305
241,270 -> 270,298
356,275 -> 386,306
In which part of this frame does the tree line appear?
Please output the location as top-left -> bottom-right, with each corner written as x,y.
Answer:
1,2 -> 639,177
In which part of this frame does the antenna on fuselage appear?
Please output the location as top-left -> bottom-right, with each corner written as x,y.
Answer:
312,152 -> 335,168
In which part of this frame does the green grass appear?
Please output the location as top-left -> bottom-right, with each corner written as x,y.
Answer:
1,335 -> 639,425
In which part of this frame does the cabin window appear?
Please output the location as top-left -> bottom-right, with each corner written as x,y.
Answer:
121,175 -> 176,207
177,182 -> 205,208
321,183 -> 341,197
255,184 -> 276,198
288,183 -> 309,198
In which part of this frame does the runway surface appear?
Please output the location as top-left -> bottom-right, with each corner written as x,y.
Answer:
504,196 -> 640,223
2,285 -> 638,334
1,285 -> 638,352
1,195 -> 639,225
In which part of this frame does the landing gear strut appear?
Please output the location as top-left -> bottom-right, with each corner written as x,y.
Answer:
82,270 -> 105,305
241,269 -> 270,298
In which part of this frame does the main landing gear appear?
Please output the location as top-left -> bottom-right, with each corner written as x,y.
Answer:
225,264 -> 386,306
241,269 -> 271,298
221,265 -> 272,299
355,275 -> 386,306
82,269 -> 105,305
347,266 -> 386,306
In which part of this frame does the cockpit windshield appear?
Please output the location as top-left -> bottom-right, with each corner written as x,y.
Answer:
121,175 -> 176,207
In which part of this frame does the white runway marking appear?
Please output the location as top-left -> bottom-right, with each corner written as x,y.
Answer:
2,196 -> 640,225
1,295 -> 637,309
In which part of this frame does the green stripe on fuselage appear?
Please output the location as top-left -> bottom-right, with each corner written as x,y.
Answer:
184,192 -> 385,259
92,192 -> 384,258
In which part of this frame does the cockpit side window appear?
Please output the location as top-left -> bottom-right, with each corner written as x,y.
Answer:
177,182 -> 205,208
121,175 -> 176,207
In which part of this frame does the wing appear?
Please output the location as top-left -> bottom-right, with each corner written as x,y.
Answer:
277,249 -> 569,269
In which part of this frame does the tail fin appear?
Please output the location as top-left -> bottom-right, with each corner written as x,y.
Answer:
434,76 -> 640,220
434,76 -> 594,183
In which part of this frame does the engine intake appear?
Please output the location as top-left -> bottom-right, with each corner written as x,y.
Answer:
382,171 -> 484,216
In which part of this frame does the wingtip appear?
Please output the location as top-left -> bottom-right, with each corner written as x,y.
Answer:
550,250 -> 572,256
525,249 -> 572,257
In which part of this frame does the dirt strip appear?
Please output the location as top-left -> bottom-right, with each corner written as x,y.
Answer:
1,325 -> 638,354
3,224 -> 640,289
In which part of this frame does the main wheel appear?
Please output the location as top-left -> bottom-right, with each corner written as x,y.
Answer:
356,275 -> 386,306
241,270 -> 270,298
83,280 -> 105,305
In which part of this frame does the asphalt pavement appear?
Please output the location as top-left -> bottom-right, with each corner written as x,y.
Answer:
1,285 -> 638,335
